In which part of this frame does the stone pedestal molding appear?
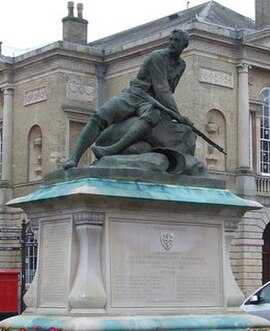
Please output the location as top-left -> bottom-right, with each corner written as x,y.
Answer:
224,220 -> 245,306
69,212 -> 106,311
2,176 -> 268,331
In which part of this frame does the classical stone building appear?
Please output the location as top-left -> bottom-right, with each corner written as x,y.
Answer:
1,0 -> 270,297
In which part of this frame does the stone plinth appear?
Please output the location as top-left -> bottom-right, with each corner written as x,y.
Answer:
1,173 -> 270,330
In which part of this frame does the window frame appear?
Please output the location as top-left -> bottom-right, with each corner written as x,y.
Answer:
260,88 -> 270,175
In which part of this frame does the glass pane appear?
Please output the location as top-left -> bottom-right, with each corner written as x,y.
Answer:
260,89 -> 268,101
264,106 -> 269,117
260,284 -> 270,303
263,164 -> 269,173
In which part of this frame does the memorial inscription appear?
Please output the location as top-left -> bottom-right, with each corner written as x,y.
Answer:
38,221 -> 71,308
110,220 -> 223,308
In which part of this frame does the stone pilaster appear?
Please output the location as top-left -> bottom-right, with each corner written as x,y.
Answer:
236,63 -> 256,197
237,63 -> 250,172
95,64 -> 107,107
2,86 -> 14,182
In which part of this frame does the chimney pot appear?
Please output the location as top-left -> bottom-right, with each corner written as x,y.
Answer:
68,1 -> 74,16
77,3 -> 83,18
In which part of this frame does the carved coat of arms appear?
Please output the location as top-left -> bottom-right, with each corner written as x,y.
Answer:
160,232 -> 174,251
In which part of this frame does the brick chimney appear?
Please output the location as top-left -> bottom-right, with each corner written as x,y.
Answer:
62,2 -> 88,44
255,0 -> 270,29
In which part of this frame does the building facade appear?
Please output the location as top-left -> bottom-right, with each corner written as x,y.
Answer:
1,0 -> 270,297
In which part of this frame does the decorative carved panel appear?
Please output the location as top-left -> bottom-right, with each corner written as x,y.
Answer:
199,68 -> 233,89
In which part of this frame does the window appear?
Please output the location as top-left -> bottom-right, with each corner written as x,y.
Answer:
260,88 -> 270,174
259,283 -> 270,304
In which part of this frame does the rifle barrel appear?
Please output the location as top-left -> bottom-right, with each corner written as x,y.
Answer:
147,95 -> 227,156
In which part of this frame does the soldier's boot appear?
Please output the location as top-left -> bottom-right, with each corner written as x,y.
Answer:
92,119 -> 151,159
63,118 -> 103,170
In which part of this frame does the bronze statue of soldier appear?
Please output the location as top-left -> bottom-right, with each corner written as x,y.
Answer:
63,29 -> 192,170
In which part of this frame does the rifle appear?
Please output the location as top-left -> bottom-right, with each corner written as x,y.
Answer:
147,95 -> 227,156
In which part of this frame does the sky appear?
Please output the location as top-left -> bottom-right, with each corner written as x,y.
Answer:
0,0 -> 255,56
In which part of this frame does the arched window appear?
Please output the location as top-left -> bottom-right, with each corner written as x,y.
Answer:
260,88 -> 270,174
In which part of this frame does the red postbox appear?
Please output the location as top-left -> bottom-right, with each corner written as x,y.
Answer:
0,270 -> 19,319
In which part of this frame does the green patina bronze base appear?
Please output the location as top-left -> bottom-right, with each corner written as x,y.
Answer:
1,313 -> 270,331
